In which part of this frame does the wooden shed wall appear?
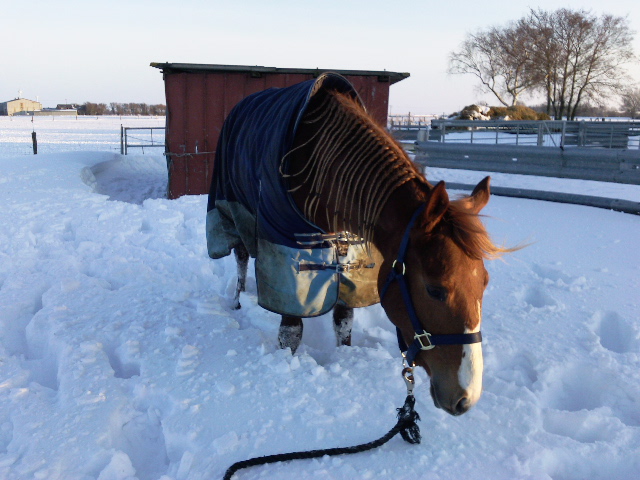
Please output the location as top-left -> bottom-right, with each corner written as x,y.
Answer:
163,71 -> 397,199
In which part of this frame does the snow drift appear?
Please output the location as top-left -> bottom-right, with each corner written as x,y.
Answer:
0,143 -> 639,480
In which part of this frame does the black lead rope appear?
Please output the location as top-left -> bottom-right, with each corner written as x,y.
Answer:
222,394 -> 421,480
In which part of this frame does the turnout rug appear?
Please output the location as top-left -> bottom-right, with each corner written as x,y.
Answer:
206,73 -> 381,316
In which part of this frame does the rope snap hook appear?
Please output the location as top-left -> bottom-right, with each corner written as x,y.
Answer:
402,366 -> 415,396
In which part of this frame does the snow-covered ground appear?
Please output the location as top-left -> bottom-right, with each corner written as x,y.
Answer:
0,116 -> 165,158
0,121 -> 639,480
425,167 -> 640,203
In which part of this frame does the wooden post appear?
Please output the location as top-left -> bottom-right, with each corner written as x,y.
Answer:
32,131 -> 37,154
120,125 -> 124,154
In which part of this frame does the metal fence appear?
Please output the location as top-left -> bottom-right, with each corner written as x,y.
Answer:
120,126 -> 166,154
414,142 -> 640,184
392,119 -> 640,150
388,114 -> 437,128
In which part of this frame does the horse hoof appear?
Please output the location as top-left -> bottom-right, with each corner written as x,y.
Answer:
278,325 -> 303,354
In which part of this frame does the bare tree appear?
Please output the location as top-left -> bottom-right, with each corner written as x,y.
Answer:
448,23 -> 537,106
448,8 -> 637,119
621,87 -> 640,118
528,8 -> 636,119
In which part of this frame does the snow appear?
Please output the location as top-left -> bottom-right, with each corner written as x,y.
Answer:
0,116 -> 165,158
1,118 -> 639,480
425,167 -> 640,203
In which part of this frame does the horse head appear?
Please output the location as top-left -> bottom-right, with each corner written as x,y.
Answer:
380,177 -> 493,416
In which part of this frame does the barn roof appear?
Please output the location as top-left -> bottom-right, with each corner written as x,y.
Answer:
150,63 -> 410,85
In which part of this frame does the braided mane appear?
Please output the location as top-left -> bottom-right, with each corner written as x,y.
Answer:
283,90 -> 511,260
284,91 -> 424,244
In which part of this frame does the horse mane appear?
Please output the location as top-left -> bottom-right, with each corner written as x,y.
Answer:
285,90 -> 424,244
446,198 -> 513,260
285,89 -> 512,260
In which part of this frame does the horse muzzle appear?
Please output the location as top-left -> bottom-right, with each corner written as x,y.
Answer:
430,381 -> 474,416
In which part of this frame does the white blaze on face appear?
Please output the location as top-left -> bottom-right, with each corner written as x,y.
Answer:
458,299 -> 484,406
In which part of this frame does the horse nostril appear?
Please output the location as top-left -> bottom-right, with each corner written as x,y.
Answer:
455,397 -> 470,415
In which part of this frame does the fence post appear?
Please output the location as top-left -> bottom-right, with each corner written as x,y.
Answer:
120,125 -> 124,155
578,123 -> 585,146
537,123 -> 543,146
32,131 -> 37,154
609,124 -> 614,149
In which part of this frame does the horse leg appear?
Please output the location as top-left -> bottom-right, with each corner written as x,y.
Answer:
232,243 -> 249,310
278,316 -> 303,353
333,304 -> 354,346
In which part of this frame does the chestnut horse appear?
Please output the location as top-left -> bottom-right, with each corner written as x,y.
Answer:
225,86 -> 507,417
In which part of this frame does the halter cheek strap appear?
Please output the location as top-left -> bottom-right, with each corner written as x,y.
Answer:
380,203 -> 482,367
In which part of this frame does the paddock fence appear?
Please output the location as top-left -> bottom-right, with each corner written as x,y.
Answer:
391,119 -> 640,148
423,119 -> 640,149
120,126 -> 166,155
409,120 -> 640,214
413,142 -> 640,185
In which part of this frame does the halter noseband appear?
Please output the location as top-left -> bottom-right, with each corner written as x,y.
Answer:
380,202 -> 482,367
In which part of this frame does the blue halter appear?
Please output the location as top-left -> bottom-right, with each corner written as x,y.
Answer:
380,203 -> 482,367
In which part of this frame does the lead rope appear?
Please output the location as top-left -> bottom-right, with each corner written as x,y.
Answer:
222,364 -> 421,480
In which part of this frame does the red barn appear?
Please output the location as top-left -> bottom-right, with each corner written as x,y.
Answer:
151,63 -> 409,199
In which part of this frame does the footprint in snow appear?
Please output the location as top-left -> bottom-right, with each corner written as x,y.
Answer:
591,311 -> 638,354
490,350 -> 539,390
109,406 -> 170,480
515,285 -> 559,310
531,263 -> 588,292
537,361 -> 640,429
105,341 -> 141,379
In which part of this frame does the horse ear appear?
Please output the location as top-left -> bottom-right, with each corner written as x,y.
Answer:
421,181 -> 449,231
468,176 -> 491,214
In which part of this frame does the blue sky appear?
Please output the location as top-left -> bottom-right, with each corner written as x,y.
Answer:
2,0 -> 638,114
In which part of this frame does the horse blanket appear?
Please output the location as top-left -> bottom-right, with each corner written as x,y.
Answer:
206,73 -> 382,317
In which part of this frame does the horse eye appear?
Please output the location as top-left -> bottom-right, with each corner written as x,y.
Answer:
426,285 -> 448,302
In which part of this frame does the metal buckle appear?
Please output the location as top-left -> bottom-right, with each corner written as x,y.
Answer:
414,332 -> 435,350
336,262 -> 357,273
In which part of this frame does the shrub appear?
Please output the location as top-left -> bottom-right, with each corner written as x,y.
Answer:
488,105 -> 550,120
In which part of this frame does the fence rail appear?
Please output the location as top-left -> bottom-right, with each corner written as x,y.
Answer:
391,119 -> 640,149
120,126 -> 166,154
430,119 -> 640,149
414,142 -> 640,185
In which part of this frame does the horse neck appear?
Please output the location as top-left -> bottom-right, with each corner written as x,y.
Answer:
370,180 -> 428,258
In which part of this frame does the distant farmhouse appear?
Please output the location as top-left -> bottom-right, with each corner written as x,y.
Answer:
0,97 -> 78,116
0,97 -> 42,116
